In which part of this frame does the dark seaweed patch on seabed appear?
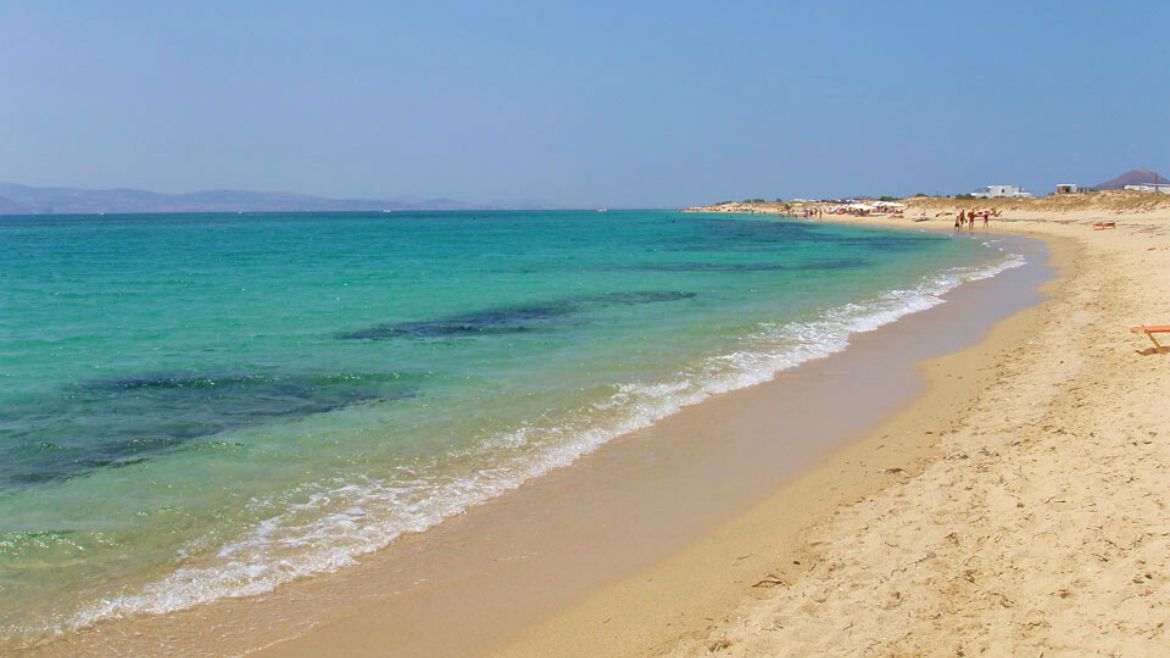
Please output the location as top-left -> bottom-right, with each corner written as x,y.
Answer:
603,258 -> 870,273
803,258 -> 872,270
663,220 -> 820,251
831,235 -> 929,250
0,372 -> 417,490
663,219 -> 932,253
339,290 -> 697,340
613,262 -> 791,272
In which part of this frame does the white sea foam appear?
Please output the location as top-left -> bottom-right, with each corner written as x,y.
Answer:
69,249 -> 1027,630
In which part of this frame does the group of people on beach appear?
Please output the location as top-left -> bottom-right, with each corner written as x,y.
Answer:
955,208 -> 998,232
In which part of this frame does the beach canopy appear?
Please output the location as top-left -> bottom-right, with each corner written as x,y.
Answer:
844,203 -> 874,210
873,200 -> 906,208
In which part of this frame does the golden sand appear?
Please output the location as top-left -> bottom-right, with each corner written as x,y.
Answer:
494,199 -> 1170,657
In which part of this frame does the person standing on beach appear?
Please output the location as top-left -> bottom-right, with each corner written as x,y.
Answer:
983,211 -> 990,230
956,210 -> 965,233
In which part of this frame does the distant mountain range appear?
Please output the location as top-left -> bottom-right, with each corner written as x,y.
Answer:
1095,168 -> 1166,190
0,183 -> 495,215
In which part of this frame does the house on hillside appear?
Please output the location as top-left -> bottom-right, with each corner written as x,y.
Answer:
971,185 -> 1031,199
1054,183 -> 1081,194
1124,183 -> 1170,194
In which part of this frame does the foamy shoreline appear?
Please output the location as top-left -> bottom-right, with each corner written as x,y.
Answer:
13,217 -> 1050,658
36,224 -> 1022,643
244,222 -> 1051,658
230,225 -> 1045,658
496,198 -> 1170,657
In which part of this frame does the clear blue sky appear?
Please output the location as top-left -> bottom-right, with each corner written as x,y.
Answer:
1,1 -> 1166,207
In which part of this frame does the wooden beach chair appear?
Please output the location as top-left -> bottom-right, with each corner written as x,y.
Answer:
1131,325 -> 1170,352
1092,221 -> 1116,230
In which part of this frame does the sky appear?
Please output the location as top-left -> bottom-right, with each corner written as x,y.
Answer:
0,1 -> 1166,208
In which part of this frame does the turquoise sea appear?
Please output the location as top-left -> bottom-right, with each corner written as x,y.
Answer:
0,210 -> 1022,646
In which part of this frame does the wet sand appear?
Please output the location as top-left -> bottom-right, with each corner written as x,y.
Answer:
491,228 -> 1068,658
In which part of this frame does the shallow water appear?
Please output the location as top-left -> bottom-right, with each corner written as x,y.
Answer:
0,210 -> 1021,646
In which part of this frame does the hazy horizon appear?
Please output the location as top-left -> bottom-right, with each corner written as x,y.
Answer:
1,1 -> 1166,207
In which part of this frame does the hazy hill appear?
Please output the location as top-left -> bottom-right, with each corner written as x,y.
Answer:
0,183 -> 484,215
0,195 -> 29,214
1095,168 -> 1166,190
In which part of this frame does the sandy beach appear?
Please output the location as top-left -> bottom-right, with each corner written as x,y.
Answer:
15,197 -> 1170,658
493,195 -> 1170,657
5,5 -> 1162,657
243,196 -> 1170,658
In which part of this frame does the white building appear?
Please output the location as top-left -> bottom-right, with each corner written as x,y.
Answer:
972,185 -> 1032,199
1124,184 -> 1170,195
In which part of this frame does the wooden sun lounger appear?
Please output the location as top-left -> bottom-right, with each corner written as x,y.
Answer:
1092,221 -> 1116,230
1131,325 -> 1170,350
